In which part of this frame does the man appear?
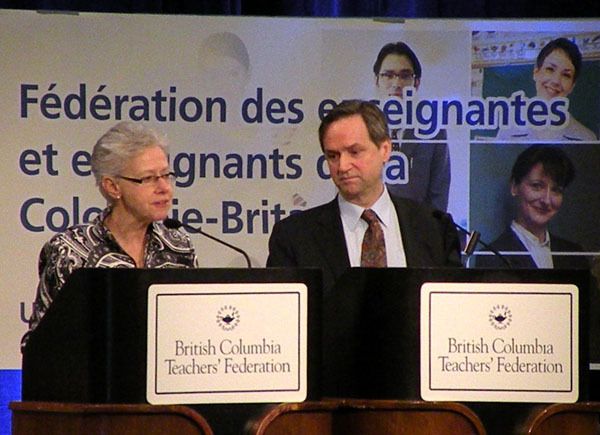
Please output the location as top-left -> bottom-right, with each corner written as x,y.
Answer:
267,100 -> 461,292
373,41 -> 451,212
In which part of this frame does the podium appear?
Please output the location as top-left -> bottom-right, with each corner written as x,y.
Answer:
10,401 -> 214,435
19,266 -> 593,434
245,399 -> 487,435
322,267 -> 591,399
21,267 -> 322,433
321,267 -> 592,435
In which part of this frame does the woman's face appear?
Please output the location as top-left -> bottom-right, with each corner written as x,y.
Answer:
511,162 -> 564,234
115,145 -> 173,225
533,48 -> 576,100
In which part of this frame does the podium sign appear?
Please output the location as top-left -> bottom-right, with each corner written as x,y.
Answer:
421,282 -> 578,403
147,283 -> 308,404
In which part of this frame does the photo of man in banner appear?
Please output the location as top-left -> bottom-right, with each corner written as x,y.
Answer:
374,41 -> 451,212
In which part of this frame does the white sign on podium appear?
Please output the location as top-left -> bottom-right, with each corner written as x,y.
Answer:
421,282 -> 578,403
147,283 -> 308,404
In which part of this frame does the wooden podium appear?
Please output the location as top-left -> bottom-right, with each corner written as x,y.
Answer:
321,267 -> 592,435
245,399 -> 486,435
10,401 -> 213,435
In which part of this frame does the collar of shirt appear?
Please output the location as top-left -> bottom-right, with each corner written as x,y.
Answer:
338,188 -> 393,231
511,221 -> 550,247
511,220 -> 553,268
96,206 -> 162,240
94,206 -> 169,264
337,187 -> 406,267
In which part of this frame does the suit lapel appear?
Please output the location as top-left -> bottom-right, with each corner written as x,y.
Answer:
393,198 -> 419,266
392,197 -> 433,267
504,232 -> 537,268
310,199 -> 350,278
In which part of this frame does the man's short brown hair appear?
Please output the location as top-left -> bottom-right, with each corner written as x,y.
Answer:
318,100 -> 390,151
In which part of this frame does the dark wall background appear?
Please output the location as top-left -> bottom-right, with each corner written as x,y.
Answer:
1,0 -> 600,17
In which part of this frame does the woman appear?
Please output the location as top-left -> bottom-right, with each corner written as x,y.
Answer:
496,37 -> 597,141
477,145 -> 589,269
22,121 -> 198,347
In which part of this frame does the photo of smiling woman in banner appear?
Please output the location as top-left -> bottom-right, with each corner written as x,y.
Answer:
496,38 -> 597,141
471,32 -> 600,142
475,144 -> 591,269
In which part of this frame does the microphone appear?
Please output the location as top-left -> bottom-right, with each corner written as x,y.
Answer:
163,218 -> 252,268
432,211 -> 512,268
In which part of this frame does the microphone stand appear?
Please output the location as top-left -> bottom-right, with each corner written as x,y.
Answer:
453,222 -> 513,269
432,210 -> 512,268
164,219 -> 252,268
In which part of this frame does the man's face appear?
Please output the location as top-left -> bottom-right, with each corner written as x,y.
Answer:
323,114 -> 391,208
375,53 -> 420,98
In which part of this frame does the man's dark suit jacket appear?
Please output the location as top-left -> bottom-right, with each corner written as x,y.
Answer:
476,228 -> 590,269
267,195 -> 462,292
